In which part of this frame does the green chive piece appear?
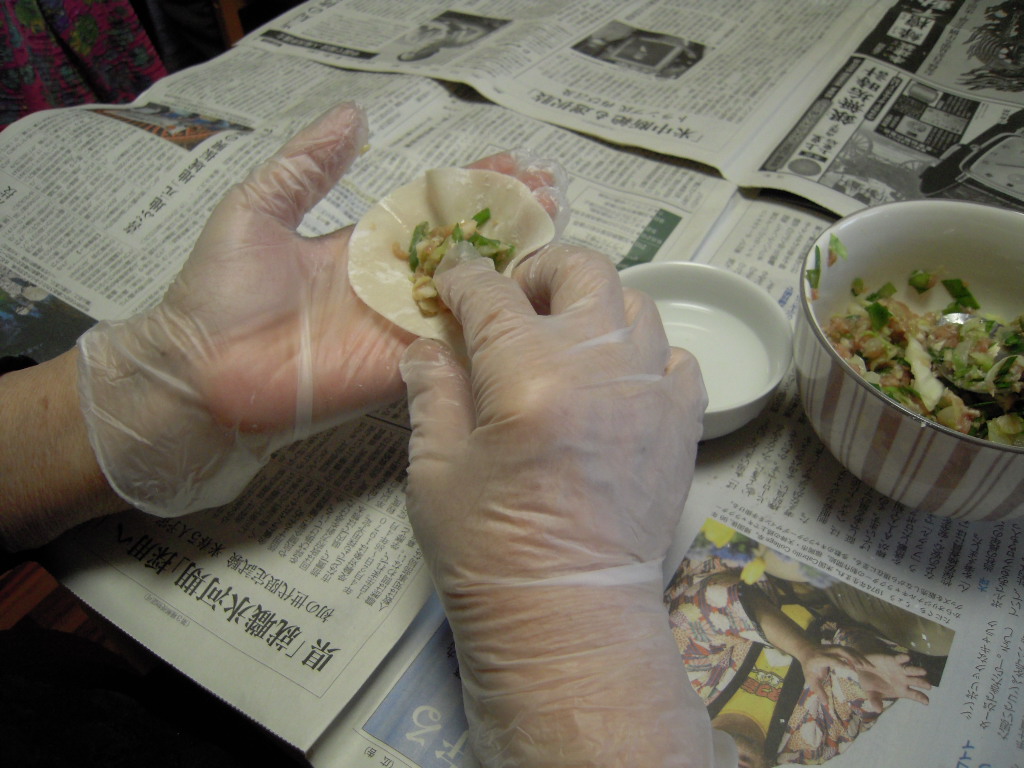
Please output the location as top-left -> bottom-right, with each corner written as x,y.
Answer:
407,221 -> 428,271
941,278 -> 980,310
867,301 -> 892,331
828,233 -> 848,262
806,245 -> 822,290
866,282 -> 897,301
908,269 -> 933,293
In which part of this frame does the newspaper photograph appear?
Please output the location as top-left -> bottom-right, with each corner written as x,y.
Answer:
0,265 -> 94,362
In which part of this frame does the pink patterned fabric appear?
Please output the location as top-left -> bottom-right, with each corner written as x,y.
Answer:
1,0 -> 167,129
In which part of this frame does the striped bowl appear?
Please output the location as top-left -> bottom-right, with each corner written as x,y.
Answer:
794,200 -> 1024,521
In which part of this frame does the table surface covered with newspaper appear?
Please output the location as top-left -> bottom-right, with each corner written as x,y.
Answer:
1,1 -> 1023,766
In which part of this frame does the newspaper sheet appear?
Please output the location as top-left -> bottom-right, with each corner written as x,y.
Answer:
49,404 -> 432,753
305,195 -> 1024,768
0,45 -> 735,752
241,0 -> 1024,218
240,0 -> 883,172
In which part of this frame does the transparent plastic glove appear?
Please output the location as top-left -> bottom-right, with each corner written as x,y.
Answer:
401,245 -> 733,767
77,100 -> 570,518
466,149 -> 571,237
76,102 -> 414,515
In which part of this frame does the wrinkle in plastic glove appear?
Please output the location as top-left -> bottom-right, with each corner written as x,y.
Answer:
76,102 -> 415,515
401,245 -> 736,767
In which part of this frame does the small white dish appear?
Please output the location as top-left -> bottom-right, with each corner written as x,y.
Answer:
619,261 -> 792,439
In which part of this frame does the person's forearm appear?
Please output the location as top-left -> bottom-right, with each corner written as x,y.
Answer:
0,348 -> 128,551
742,586 -> 818,662
446,580 -> 715,767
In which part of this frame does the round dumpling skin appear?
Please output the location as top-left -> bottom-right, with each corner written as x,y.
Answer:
348,167 -> 555,347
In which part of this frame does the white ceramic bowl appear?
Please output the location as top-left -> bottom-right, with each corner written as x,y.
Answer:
619,261 -> 792,440
794,200 -> 1024,521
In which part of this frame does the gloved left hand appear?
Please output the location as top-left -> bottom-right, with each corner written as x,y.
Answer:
77,102 -> 415,515
77,101 -> 567,517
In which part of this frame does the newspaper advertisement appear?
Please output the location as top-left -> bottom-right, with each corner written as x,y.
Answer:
1,44 -> 736,752
302,196 -> 1024,768
242,0 -> 1024,220
749,0 -> 1024,216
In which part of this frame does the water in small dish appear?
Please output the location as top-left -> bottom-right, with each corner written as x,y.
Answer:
655,299 -> 771,409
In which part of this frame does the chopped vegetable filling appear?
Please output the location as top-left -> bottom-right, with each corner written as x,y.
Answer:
393,208 -> 515,316
824,268 -> 1023,446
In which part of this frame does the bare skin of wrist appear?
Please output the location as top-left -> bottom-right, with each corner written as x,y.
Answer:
0,348 -> 128,551
444,579 -> 712,767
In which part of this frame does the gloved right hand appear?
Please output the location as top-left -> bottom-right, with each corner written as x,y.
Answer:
401,245 -> 735,767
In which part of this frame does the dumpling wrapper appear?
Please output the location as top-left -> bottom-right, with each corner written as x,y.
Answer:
348,167 -> 556,347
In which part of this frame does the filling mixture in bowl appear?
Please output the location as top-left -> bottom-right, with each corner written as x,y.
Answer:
821,264 -> 1023,446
